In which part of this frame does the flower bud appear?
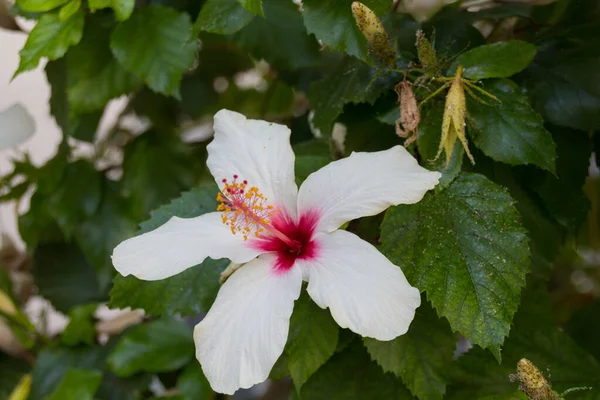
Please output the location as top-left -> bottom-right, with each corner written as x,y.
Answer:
510,358 -> 558,400
351,2 -> 396,66
395,80 -> 420,147
416,30 -> 441,78
436,65 -> 474,166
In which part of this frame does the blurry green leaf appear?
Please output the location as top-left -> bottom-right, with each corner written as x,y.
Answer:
449,41 -> 537,80
96,372 -> 153,400
301,0 -> 388,61
16,0 -> 68,12
237,0 -> 262,16
47,369 -> 102,400
33,243 -> 103,313
47,159 -> 102,238
468,79 -> 556,173
301,341 -> 414,399
422,10 -> 485,58
364,301 -> 455,400
194,0 -> 253,35
108,319 -> 194,377
381,173 -> 530,359
45,59 -> 69,133
0,354 -> 29,399
446,286 -> 600,399
29,345 -> 109,400
67,16 -> 141,112
340,107 -> 400,154
88,0 -> 135,21
15,10 -> 84,76
533,126 -> 592,231
61,304 -> 98,346
295,155 -> 330,185
309,56 -> 392,134
110,185 -> 228,316
75,182 -> 139,293
58,0 -> 80,21
566,299 -> 600,363
417,100 -> 463,189
110,6 -> 197,97
233,0 -> 320,70
287,291 -> 339,390
177,363 -> 212,400
121,133 -> 201,219
526,38 -> 600,130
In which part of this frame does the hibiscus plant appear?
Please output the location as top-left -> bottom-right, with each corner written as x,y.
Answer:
1,0 -> 600,399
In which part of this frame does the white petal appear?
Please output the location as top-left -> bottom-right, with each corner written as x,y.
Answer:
112,212 -> 261,281
297,146 -> 441,233
207,109 -> 298,217
0,104 -> 35,150
299,230 -> 421,341
194,254 -> 302,394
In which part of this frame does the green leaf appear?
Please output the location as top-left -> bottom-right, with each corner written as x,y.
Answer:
301,341 -> 414,399
446,286 -> 600,399
237,0 -> 263,16
233,0 -> 320,70
45,59 -> 69,133
16,0 -> 68,12
363,301 -> 456,400
177,363 -> 213,400
61,303 -> 98,346
75,182 -> 139,293
532,126 -> 592,231
33,243 -> 103,313
46,159 -> 102,238
47,369 -> 103,400
381,173 -> 530,359
29,345 -> 110,400
109,185 -> 228,316
450,41 -> 537,80
89,0 -> 135,21
67,16 -> 142,112
121,133 -> 202,219
110,6 -> 197,97
15,10 -> 84,76
525,38 -> 600,130
58,0 -> 80,21
286,291 -> 339,390
301,0 -> 389,61
107,319 -> 194,377
467,79 -> 556,173
295,155 -> 330,185
308,56 -> 393,134
194,0 -> 254,35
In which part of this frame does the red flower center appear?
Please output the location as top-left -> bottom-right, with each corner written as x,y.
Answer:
252,211 -> 320,273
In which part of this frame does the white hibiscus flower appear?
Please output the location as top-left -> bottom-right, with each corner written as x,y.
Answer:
112,109 -> 441,394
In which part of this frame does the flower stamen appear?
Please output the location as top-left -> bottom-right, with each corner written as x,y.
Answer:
216,175 -> 278,241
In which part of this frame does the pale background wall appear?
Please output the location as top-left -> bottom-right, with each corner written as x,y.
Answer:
1,27 -> 61,246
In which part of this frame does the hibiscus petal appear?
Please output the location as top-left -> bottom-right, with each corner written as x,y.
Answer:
112,212 -> 261,281
299,230 -> 421,341
297,146 -> 441,233
0,104 -> 35,150
207,109 -> 298,217
194,254 -> 302,394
